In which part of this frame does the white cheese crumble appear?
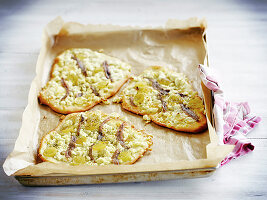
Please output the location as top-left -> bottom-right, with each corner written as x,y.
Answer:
39,110 -> 152,165
121,66 -> 206,130
39,48 -> 131,113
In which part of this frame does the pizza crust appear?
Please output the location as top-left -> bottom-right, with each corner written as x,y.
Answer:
120,66 -> 207,133
38,110 -> 152,165
38,48 -> 131,114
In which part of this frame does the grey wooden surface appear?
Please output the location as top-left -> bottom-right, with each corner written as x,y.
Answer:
0,0 -> 266,199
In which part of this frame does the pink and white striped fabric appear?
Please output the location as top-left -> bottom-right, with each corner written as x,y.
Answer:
198,64 -> 261,166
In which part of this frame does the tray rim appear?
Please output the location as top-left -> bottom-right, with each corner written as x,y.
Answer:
14,167 -> 216,186
15,166 -> 216,178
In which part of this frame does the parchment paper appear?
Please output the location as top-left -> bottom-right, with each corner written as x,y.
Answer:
3,17 -> 233,176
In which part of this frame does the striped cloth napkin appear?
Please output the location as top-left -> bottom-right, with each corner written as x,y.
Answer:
198,64 -> 261,166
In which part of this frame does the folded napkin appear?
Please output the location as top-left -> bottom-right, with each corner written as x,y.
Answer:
198,65 -> 261,166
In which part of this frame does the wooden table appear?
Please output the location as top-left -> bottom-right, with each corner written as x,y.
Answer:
1,0 -> 266,199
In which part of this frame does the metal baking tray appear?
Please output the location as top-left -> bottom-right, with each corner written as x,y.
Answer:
3,17 -> 233,186
15,167 -> 215,186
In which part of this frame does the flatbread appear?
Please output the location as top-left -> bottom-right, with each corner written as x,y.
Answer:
120,66 -> 207,133
39,48 -> 131,114
38,110 -> 153,165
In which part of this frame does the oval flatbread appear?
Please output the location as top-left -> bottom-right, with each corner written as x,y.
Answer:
38,110 -> 152,165
120,66 -> 207,133
39,48 -> 131,114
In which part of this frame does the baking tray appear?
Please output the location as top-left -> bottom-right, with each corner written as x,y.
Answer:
15,167 -> 215,186
3,17 -> 234,186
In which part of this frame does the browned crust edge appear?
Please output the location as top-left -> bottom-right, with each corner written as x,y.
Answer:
38,76 -> 130,114
122,94 -> 207,133
150,113 -> 207,133
124,128 -> 153,165
38,112 -> 153,165
120,67 -> 208,133
37,113 -> 77,163
39,48 -> 131,114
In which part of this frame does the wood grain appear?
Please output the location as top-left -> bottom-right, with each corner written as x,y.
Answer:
0,0 -> 266,199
